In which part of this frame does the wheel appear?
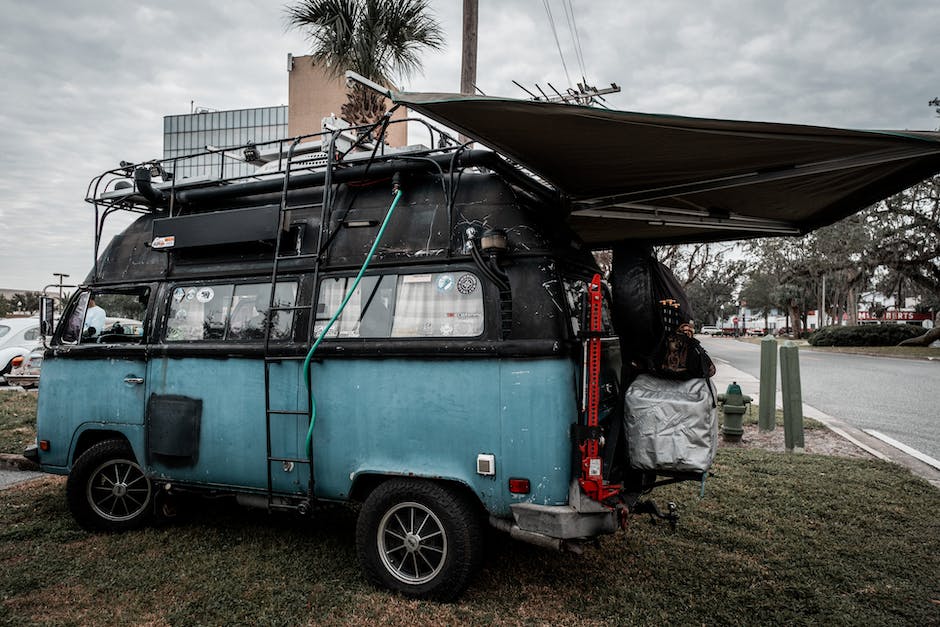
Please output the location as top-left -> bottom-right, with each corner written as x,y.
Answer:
66,439 -> 153,532
356,479 -> 483,601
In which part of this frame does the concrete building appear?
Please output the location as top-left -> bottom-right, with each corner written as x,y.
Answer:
287,54 -> 408,146
162,55 -> 409,180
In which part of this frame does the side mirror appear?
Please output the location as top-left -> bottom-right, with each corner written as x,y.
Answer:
39,297 -> 55,336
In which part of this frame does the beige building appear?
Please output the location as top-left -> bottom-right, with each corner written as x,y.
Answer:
287,54 -> 408,147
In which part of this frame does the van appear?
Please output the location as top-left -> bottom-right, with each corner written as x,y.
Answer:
29,92 -> 940,599
33,124 -> 665,601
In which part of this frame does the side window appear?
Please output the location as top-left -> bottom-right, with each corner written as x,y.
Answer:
315,272 -> 484,339
165,282 -> 296,342
23,328 -> 40,342
61,289 -> 150,345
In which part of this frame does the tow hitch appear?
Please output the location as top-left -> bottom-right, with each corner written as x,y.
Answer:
633,500 -> 680,531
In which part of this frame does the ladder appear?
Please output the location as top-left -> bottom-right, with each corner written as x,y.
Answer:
261,132 -> 340,510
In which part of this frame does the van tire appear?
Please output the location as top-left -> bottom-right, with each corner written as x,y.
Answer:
356,479 -> 483,601
66,439 -> 153,532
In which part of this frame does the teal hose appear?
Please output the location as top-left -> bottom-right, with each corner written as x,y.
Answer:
302,188 -> 403,460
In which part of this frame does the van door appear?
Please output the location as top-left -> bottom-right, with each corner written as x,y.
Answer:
145,280 -> 301,493
37,287 -> 153,470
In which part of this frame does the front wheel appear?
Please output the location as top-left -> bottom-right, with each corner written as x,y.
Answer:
356,479 -> 483,601
66,439 -> 153,532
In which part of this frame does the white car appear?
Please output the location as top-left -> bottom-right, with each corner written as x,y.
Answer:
0,317 -> 42,383
699,325 -> 722,336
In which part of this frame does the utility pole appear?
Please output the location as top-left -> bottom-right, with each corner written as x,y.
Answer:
460,0 -> 478,96
459,0 -> 478,145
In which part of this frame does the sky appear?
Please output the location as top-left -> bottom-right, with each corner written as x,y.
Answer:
0,0 -> 938,291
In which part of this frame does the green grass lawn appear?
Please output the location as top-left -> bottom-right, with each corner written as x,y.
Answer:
736,336 -> 940,360
2,392 -> 937,624
0,390 -> 37,454
2,450 -> 938,625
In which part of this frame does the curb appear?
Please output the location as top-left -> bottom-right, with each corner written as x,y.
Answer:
0,453 -> 39,472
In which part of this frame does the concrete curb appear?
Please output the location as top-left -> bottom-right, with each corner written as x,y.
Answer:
0,453 -> 39,472
712,359 -> 940,490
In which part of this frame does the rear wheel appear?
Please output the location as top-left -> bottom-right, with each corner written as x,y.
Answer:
356,479 -> 483,601
66,439 -> 153,532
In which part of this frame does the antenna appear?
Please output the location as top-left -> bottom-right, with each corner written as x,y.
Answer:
510,79 -> 621,107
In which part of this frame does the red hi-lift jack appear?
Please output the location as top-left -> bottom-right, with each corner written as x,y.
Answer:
578,274 -> 622,503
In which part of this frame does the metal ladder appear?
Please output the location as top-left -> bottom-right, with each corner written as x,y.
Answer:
261,132 -> 340,510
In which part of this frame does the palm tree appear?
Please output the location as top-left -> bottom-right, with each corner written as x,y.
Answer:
285,0 -> 444,129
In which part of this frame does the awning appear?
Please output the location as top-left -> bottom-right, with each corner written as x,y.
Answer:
391,91 -> 940,246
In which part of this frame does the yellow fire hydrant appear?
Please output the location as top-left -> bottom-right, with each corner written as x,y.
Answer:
717,381 -> 752,442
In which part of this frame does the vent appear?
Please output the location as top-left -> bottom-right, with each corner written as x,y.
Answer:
476,453 -> 496,476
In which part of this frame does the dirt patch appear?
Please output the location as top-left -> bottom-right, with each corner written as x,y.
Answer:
720,423 -> 871,458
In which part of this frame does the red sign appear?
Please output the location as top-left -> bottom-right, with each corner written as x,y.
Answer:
858,311 -> 930,321
732,316 -> 739,324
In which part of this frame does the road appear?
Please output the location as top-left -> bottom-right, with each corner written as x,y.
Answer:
701,337 -> 940,462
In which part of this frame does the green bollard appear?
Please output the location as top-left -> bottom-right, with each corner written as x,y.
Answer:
779,340 -> 805,453
759,334 -> 778,431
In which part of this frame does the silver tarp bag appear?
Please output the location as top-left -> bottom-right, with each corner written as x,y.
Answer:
625,374 -> 718,473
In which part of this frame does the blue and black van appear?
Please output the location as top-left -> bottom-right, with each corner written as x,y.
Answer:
29,90 -> 940,599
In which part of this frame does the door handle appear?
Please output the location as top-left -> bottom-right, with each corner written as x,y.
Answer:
123,376 -> 145,385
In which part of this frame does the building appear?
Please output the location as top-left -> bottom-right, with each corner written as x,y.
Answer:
162,54 -> 409,180
163,105 -> 288,180
287,54 -> 408,146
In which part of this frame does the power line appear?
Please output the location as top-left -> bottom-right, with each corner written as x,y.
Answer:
542,0 -> 572,87
562,0 -> 586,81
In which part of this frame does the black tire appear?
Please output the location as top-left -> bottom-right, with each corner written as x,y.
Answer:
66,439 -> 153,532
356,479 -> 483,601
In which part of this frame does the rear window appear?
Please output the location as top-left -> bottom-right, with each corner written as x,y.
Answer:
315,272 -> 485,339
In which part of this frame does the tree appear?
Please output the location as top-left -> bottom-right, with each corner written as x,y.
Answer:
656,243 -> 741,325
285,0 -> 444,129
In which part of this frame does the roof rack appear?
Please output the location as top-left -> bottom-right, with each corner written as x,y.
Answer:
84,112 -> 559,278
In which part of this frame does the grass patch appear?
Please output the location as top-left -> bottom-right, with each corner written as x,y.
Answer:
736,336 -> 940,359
805,345 -> 940,360
0,390 -> 37,454
2,452 -> 938,625
742,404 -> 824,430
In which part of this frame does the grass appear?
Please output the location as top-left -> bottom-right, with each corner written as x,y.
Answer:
736,336 -> 940,359
2,397 -> 938,624
743,404 -> 824,430
2,460 -> 939,623
0,389 -> 37,455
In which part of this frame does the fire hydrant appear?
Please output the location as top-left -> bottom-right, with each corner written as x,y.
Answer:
717,381 -> 752,442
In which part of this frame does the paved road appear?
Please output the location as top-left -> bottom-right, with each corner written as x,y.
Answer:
0,468 -> 43,490
701,337 -> 940,461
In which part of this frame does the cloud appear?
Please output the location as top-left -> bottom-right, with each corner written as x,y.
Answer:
0,0 -> 937,290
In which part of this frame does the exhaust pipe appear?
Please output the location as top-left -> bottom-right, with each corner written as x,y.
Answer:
134,167 -> 167,206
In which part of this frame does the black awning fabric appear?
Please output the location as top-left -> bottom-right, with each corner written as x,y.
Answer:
391,91 -> 940,245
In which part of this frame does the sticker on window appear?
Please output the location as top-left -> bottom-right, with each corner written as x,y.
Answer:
173,288 -> 185,302
196,287 -> 214,303
403,274 -> 432,283
457,274 -> 478,295
436,274 -> 455,292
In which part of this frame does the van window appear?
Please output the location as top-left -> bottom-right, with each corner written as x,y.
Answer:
315,272 -> 484,339
166,282 -> 296,342
61,289 -> 150,345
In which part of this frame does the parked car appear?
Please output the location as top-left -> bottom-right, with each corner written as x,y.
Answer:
4,346 -> 43,388
698,325 -> 721,336
0,317 -> 42,383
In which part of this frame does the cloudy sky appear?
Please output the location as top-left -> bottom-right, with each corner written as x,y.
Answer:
0,0 -> 937,291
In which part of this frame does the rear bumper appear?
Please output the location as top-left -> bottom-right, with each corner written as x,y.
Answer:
504,480 -> 619,543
